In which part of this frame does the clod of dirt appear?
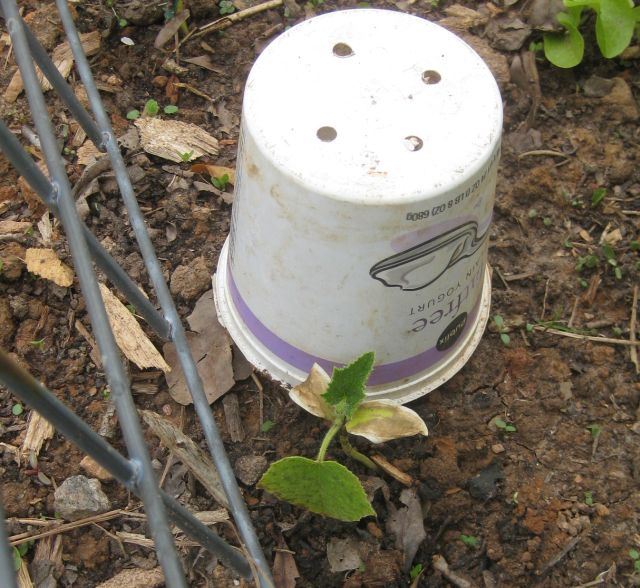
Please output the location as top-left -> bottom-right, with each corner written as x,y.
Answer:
600,78 -> 639,121
53,475 -> 111,521
95,567 -> 164,588
583,76 -> 616,98
0,242 -> 26,281
170,256 -> 212,301
234,454 -> 268,486
0,297 -> 15,346
467,460 -> 504,501
485,17 -> 532,52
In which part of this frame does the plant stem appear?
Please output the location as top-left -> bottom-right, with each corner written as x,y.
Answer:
340,432 -> 379,471
316,417 -> 344,462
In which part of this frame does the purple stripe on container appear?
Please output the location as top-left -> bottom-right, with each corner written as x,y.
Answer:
227,266 -> 481,386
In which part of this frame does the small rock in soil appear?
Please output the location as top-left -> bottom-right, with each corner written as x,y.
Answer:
54,475 -> 111,521
170,256 -> 211,301
583,76 -> 616,98
468,460 -> 504,500
0,243 -> 26,281
234,455 -> 268,486
601,78 -> 639,121
327,536 -> 364,572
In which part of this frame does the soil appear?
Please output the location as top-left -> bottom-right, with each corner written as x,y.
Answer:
1,0 -> 639,587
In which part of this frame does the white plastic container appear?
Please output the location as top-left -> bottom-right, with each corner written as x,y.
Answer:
215,8 -> 502,403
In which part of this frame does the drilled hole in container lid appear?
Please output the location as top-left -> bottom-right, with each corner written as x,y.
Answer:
317,126 -> 337,142
422,70 -> 441,84
333,42 -> 354,57
404,136 -> 423,151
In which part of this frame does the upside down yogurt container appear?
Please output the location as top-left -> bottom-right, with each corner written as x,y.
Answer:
215,9 -> 502,403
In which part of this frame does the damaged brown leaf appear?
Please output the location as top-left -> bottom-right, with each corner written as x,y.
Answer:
288,363 -> 334,420
163,289 -> 234,405
387,488 -> 426,572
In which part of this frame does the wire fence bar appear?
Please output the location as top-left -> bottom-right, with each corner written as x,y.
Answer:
0,501 -> 19,588
1,1 -> 274,585
53,1 -> 275,585
0,6 -> 104,150
0,121 -> 172,339
1,2 -> 187,585
0,348 -> 253,578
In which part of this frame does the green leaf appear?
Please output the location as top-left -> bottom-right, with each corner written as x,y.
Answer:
261,420 -> 275,432
258,456 -> 375,521
595,0 -> 636,58
543,11 -> 585,68
500,333 -> 511,346
460,534 -> 479,547
143,99 -> 160,116
584,491 -> 594,506
409,563 -> 423,581
505,424 -> 517,432
126,109 -> 140,120
13,547 -> 22,571
493,315 -> 505,329
12,403 -> 24,416
164,104 -> 179,114
322,352 -> 375,420
591,187 -> 606,207
494,418 -> 507,429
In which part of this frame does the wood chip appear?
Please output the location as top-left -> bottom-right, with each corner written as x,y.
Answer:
96,567 -> 165,588
222,393 -> 245,442
140,409 -> 229,507
134,118 -> 219,162
116,531 -> 198,549
371,454 -> 413,486
5,31 -> 100,103
20,411 -> 54,462
25,248 -> 74,287
80,455 -> 113,481
76,141 -> 106,167
37,212 -> 53,246
0,220 -> 32,235
98,284 -> 170,372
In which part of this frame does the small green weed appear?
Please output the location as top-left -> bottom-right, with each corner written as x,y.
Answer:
219,0 -> 235,14
179,150 -> 194,162
211,173 -> 230,190
586,424 -> 601,439
460,534 -> 479,547
409,563 -> 423,582
494,418 -> 517,433
12,403 -> 24,416
164,104 -> 179,115
127,99 -> 177,121
584,491 -> 594,506
13,542 -> 32,571
30,338 -> 45,349
493,315 -> 510,346
591,187 -> 606,208
629,548 -> 640,573
261,420 -> 275,433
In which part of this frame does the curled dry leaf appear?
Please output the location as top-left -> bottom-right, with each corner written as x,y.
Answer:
191,163 -> 236,185
289,363 -> 334,420
346,401 -> 428,443
25,248 -> 74,287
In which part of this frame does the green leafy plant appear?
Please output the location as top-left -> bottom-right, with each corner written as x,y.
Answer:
164,104 -> 179,115
126,109 -> 140,120
211,173 -> 230,190
493,315 -> 510,346
409,563 -> 424,582
460,534 -> 479,547
143,99 -> 160,117
219,0 -> 236,14
602,243 -> 622,280
13,542 -> 32,571
494,418 -> 517,433
543,0 -> 640,68
30,338 -> 45,349
584,491 -> 594,506
12,403 -> 24,416
630,548 -> 640,574
586,424 -> 601,439
179,150 -> 194,162
591,187 -> 606,208
261,420 -> 275,433
258,352 -> 428,521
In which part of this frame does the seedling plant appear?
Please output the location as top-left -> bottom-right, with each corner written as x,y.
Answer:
493,315 -> 510,346
127,99 -> 179,121
258,352 -> 428,521
543,0 -> 640,68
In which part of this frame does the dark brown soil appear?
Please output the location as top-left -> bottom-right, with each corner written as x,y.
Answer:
1,0 -> 639,587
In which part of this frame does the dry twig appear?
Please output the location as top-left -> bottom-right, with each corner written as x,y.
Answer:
532,326 -> 640,346
432,555 -> 478,588
630,285 -> 638,373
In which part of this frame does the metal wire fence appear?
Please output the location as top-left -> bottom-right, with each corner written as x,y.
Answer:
0,1 -> 274,585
